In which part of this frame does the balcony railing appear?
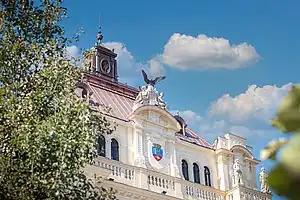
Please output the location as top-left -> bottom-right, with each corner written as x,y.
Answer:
147,172 -> 175,191
239,186 -> 272,200
182,180 -> 226,200
92,157 -> 269,200
93,157 -> 135,186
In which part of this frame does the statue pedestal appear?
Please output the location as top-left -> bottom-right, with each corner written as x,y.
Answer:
227,185 -> 272,200
132,84 -> 167,111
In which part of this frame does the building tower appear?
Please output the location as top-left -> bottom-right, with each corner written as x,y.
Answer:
82,25 -> 118,83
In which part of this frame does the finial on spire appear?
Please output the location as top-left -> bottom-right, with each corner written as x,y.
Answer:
96,16 -> 103,45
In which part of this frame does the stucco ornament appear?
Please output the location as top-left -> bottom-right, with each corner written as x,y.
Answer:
133,70 -> 167,111
259,167 -> 271,193
232,158 -> 243,186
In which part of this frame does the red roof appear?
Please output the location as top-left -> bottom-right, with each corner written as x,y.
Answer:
186,128 -> 214,149
89,82 -> 135,121
175,128 -> 214,149
81,74 -> 213,149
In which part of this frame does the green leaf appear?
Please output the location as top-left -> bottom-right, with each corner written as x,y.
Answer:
280,135 -> 300,177
278,85 -> 300,113
268,164 -> 300,200
260,138 -> 289,160
272,111 -> 300,133
272,85 -> 300,133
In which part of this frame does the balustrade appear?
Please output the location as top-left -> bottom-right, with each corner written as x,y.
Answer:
92,157 -> 270,200
239,186 -> 272,200
93,158 -> 134,183
183,181 -> 225,200
147,174 -> 175,191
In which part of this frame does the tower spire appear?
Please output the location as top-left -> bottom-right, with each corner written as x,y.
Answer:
96,16 -> 103,45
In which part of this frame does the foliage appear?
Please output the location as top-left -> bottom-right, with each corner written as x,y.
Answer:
0,0 -> 116,199
262,85 -> 300,200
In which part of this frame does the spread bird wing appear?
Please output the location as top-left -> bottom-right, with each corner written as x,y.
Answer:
141,70 -> 149,84
154,76 -> 166,84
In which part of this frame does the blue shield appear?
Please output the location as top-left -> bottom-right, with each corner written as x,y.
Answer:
152,143 -> 163,161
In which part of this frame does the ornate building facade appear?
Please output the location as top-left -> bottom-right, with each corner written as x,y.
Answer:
76,31 -> 272,200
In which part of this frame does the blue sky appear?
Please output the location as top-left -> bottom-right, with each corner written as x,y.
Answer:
62,1 -> 300,199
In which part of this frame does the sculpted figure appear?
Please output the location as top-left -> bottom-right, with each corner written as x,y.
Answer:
133,69 -> 167,111
233,159 -> 243,185
259,167 -> 270,193
135,86 -> 149,105
157,92 -> 167,109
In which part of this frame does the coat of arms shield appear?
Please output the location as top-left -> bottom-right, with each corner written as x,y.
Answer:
152,143 -> 163,161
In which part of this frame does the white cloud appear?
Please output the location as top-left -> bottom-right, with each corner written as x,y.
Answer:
66,45 -> 81,59
104,42 -> 140,71
103,42 -> 165,85
174,83 -> 294,142
67,32 -> 260,85
66,43 -> 167,86
229,125 -> 272,139
103,42 -> 145,85
209,83 -> 293,122
172,108 -> 277,144
148,56 -> 165,78
170,110 -> 203,125
162,33 -> 260,70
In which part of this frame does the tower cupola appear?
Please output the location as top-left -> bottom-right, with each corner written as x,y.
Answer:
82,24 -> 118,82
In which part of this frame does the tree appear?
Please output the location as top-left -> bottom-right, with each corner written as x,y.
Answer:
0,0 -> 116,199
261,85 -> 300,200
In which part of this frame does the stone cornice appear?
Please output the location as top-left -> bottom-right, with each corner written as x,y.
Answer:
215,148 -> 260,165
175,138 -> 215,153
244,157 -> 260,165
215,148 -> 234,156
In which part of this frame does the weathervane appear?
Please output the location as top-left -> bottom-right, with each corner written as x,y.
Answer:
96,16 -> 103,45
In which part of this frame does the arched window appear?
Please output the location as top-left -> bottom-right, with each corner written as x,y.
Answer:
97,135 -> 105,157
204,166 -> 211,186
193,163 -> 200,184
182,160 -> 189,181
111,139 -> 119,161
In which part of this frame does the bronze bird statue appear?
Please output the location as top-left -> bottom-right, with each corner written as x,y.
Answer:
141,69 -> 166,86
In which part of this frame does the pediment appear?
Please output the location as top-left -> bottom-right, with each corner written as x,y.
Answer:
128,105 -> 181,132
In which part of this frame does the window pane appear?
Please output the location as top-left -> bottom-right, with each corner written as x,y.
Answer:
193,163 -> 200,184
98,135 -> 105,157
204,166 -> 211,186
182,160 -> 189,181
111,139 -> 119,161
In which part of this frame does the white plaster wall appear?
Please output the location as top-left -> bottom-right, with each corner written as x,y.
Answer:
101,109 -> 262,197
175,143 -> 218,188
217,156 -> 229,191
104,117 -> 220,191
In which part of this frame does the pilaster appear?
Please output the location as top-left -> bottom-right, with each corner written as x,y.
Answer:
105,137 -> 111,159
133,122 -> 146,168
216,153 -> 229,191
